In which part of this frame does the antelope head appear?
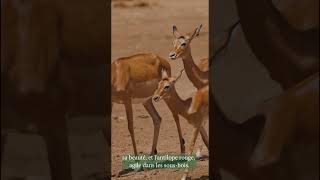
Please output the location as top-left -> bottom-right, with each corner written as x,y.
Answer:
153,69 -> 184,102
169,24 -> 203,60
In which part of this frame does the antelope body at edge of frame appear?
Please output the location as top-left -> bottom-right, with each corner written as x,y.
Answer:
112,53 -> 186,156
152,69 -> 209,180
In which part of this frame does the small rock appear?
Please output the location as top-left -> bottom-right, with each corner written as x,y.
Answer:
196,149 -> 203,160
113,116 -> 125,120
150,171 -> 158,175
137,115 -> 149,119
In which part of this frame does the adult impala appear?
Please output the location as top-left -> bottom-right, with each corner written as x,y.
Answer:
112,53 -> 185,156
169,25 -> 208,89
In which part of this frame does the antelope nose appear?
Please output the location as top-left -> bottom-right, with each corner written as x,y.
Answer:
153,96 -> 160,102
169,52 -> 176,59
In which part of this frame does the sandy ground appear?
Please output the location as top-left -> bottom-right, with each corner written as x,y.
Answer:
111,0 -> 210,179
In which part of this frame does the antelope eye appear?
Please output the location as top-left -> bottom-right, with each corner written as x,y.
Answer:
164,85 -> 170,90
181,43 -> 186,47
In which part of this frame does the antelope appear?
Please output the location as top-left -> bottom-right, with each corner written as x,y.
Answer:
112,53 -> 186,156
169,24 -> 210,160
251,72 -> 319,168
188,85 -> 209,115
152,69 -> 209,180
169,24 -> 208,89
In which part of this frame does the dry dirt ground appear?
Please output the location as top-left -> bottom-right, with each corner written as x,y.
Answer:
111,0 -> 210,179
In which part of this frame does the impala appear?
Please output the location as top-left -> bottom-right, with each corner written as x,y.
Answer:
112,53 -> 186,156
153,69 -> 209,180
169,24 -> 208,89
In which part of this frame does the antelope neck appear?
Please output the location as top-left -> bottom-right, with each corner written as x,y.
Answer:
163,87 -> 189,116
181,48 -> 205,89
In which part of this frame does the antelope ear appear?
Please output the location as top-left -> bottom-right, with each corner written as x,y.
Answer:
161,68 -> 169,79
173,25 -> 181,38
190,24 -> 203,40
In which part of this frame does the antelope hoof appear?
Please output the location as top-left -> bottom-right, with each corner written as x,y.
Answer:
134,166 -> 144,172
181,174 -> 189,180
195,149 -> 203,161
150,148 -> 157,155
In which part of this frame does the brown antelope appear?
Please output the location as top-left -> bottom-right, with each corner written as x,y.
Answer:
188,85 -> 209,115
169,24 -> 208,89
168,24 -> 209,160
185,84 -> 209,180
152,69 -> 209,180
112,53 -> 186,156
250,72 -> 319,168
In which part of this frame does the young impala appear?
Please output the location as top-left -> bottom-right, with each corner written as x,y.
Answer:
153,69 -> 209,180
